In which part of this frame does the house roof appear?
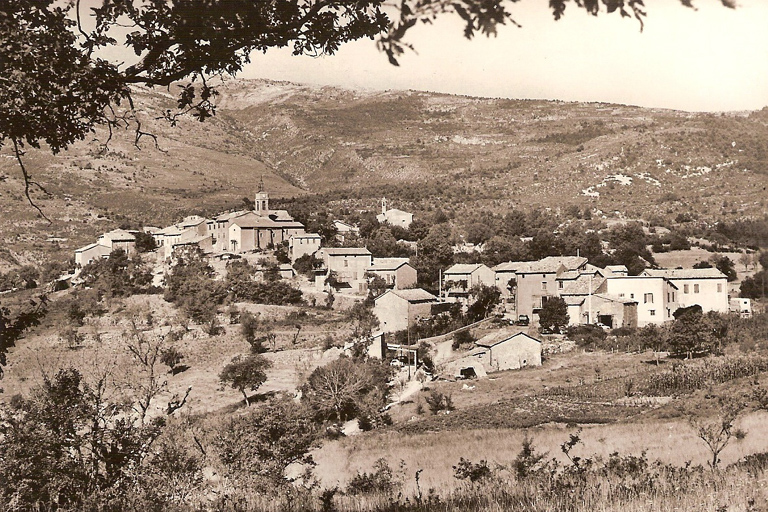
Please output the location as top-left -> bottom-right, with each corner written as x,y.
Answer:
180,215 -> 207,227
540,256 -> 588,271
321,247 -> 372,256
493,261 -> 531,272
156,225 -> 183,236
561,276 -> 606,295
214,210 -> 250,222
290,233 -> 322,240
231,213 -> 282,229
605,265 -> 629,274
515,260 -> 565,274
369,258 -> 411,271
642,268 -> 727,279
563,296 -> 586,306
445,263 -> 489,275
384,288 -> 438,303
333,220 -> 359,230
75,242 -> 110,253
475,330 -> 542,348
99,229 -> 136,242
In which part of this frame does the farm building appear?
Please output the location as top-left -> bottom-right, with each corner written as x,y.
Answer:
473,331 -> 542,372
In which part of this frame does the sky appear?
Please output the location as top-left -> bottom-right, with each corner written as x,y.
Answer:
239,0 -> 768,112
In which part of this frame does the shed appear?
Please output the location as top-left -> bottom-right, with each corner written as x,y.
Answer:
474,331 -> 542,372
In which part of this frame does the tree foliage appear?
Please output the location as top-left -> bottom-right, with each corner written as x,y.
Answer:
164,247 -> 227,324
215,397 -> 319,483
301,356 -> 391,424
219,354 -> 272,406
466,284 -> 501,322
0,368 -> 164,509
79,249 -> 155,298
538,296 -> 569,332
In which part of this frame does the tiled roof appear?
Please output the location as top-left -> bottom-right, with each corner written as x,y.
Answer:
75,242 -> 110,253
561,276 -> 606,295
445,263 -> 487,275
100,229 -> 136,241
321,247 -> 372,256
389,288 -> 438,302
493,261 -> 531,272
643,268 -> 727,279
540,256 -> 588,271
231,214 -> 282,229
475,330 -> 542,348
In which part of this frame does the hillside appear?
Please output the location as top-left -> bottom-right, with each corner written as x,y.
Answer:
1,78 -> 767,270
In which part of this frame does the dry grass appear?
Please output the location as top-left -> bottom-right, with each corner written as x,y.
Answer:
313,411 -> 768,494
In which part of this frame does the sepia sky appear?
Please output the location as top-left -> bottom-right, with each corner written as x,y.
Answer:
240,0 -> 768,112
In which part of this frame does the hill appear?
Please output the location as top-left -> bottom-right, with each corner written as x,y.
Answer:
1,79 -> 767,270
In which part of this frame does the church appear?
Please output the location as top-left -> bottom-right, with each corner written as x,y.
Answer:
376,197 -> 414,228
206,181 -> 306,253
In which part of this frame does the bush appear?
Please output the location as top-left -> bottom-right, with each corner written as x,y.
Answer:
453,458 -> 493,482
452,329 -> 475,350
424,390 -> 454,414
346,459 -> 400,496
566,324 -> 607,350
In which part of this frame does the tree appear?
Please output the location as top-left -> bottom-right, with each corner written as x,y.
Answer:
667,308 -> 726,358
348,301 -> 380,341
0,368 -> 165,509
301,356 -> 391,424
79,249 -> 154,298
164,247 -> 227,324
134,231 -> 158,253
415,224 -> 455,288
740,270 -> 767,299
739,251 -> 751,271
0,295 -> 47,378
465,284 -> 501,322
538,297 -> 569,332
710,255 -> 737,282
215,397 -> 319,483
219,354 -> 272,406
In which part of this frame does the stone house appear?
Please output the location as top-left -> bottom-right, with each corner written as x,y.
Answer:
74,243 -> 112,267
366,258 -> 417,290
315,247 -> 373,293
473,331 -> 542,372
443,263 -> 496,302
373,288 -> 439,333
97,229 -> 136,255
289,233 -> 322,263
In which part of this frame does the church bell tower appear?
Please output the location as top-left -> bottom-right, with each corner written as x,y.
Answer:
255,175 -> 269,215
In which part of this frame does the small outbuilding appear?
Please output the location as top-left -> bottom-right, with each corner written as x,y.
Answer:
473,330 -> 542,372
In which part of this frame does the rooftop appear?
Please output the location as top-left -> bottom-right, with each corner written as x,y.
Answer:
387,288 -> 438,303
369,257 -> 411,271
642,268 -> 727,279
475,330 -> 542,348
320,247 -> 372,256
445,263 -> 489,275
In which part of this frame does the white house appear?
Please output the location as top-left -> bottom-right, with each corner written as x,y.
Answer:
641,268 -> 729,314
316,247 -> 373,293
596,275 -> 679,326
75,243 -> 112,267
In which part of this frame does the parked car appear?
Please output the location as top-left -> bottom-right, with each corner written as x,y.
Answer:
517,314 -> 530,326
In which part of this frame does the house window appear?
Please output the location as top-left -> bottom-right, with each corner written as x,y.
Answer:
684,284 -> 689,294
344,260 -> 349,267
717,283 -> 722,293
667,292 -> 670,302
694,284 -> 700,293
630,293 -> 634,299
672,292 -> 676,302
542,282 -> 547,291
559,281 -> 563,289
644,293 -> 653,304
619,293 -> 625,298
649,310 -> 656,316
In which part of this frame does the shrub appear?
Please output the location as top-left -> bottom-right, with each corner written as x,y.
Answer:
346,459 -> 400,496
424,390 -> 454,414
452,329 -> 475,350
453,458 -> 492,482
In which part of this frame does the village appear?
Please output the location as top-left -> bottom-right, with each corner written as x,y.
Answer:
70,182 -> 751,384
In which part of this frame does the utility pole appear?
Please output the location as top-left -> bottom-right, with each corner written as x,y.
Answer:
588,273 -> 593,325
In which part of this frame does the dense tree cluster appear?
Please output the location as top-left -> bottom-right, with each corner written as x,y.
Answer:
225,259 -> 304,305
164,247 -> 227,324
79,249 -> 156,298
